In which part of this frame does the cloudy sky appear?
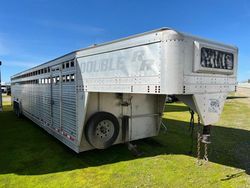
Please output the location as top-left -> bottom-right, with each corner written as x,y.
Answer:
0,0 -> 249,82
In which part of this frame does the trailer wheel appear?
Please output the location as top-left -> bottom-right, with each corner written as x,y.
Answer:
13,102 -> 21,118
85,112 -> 119,149
16,107 -> 20,117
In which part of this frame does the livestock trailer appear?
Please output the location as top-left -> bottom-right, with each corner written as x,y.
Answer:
11,28 -> 238,152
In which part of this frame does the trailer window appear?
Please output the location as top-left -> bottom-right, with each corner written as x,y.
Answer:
52,77 -> 56,83
71,74 -> 75,82
62,75 -> 66,82
66,75 -> 70,82
200,47 -> 234,70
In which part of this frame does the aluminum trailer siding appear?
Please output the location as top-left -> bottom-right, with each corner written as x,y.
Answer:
11,28 -> 238,152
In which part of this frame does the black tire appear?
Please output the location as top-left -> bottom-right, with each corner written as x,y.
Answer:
16,106 -> 21,118
13,106 -> 16,116
85,112 -> 120,149
13,102 -> 18,116
13,102 -> 21,118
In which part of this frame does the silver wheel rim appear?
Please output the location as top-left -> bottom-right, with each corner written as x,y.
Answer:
95,120 -> 115,142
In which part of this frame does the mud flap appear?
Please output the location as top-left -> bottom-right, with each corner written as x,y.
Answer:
176,93 -> 227,125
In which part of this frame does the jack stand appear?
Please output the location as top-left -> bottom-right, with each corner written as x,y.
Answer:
127,142 -> 144,157
197,125 -> 211,165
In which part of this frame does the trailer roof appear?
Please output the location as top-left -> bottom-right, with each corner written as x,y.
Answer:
77,27 -> 171,51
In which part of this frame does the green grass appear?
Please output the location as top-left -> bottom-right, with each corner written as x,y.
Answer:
0,96 -> 250,187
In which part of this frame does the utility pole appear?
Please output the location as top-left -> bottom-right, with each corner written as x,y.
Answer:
0,61 -> 2,112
